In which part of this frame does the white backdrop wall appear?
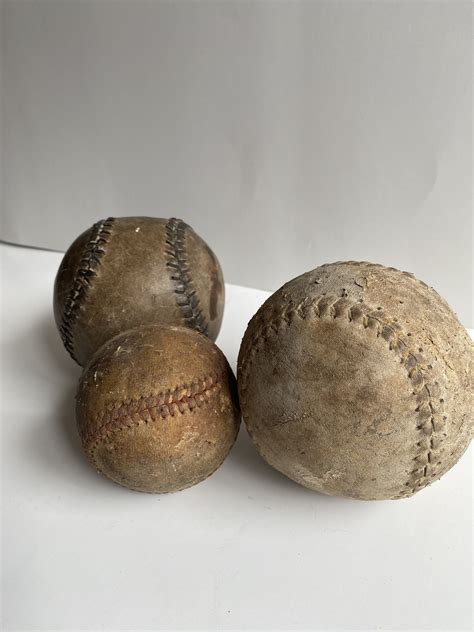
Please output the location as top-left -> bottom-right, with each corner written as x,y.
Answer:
1,0 -> 472,326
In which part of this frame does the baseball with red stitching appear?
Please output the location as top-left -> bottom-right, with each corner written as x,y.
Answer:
54,216 -> 225,366
76,324 -> 240,493
237,261 -> 472,500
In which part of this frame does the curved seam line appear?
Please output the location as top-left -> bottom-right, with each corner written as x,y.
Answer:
164,218 -> 209,336
59,217 -> 115,362
83,373 -> 224,466
238,295 -> 447,498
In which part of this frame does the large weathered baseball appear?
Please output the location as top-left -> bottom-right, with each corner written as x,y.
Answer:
238,261 -> 472,500
77,325 -> 240,493
54,216 -> 224,365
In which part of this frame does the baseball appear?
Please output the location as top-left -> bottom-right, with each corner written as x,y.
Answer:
76,325 -> 240,493
237,261 -> 472,500
54,216 -> 225,365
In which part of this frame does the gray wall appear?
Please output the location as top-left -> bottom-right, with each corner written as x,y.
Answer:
1,0 -> 472,326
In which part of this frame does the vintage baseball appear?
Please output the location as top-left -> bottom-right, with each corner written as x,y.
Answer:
54,216 -> 225,365
76,325 -> 240,493
238,261 -> 472,500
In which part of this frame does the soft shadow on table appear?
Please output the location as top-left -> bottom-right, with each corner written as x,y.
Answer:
40,310 -> 80,378
228,424 -> 385,511
34,311 -> 99,481
229,425 -> 338,503
229,427 -> 300,489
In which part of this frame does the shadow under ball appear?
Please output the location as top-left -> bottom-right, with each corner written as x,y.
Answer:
54,216 -> 225,366
238,261 -> 472,500
76,325 -> 240,493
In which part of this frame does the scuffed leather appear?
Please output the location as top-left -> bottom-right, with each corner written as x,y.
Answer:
54,216 -> 225,366
76,325 -> 240,493
238,261 -> 472,500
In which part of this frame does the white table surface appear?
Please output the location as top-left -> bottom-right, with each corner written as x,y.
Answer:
1,243 -> 472,631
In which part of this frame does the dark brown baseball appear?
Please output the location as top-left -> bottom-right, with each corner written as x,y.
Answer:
54,216 -> 225,365
238,261 -> 472,500
76,325 -> 240,493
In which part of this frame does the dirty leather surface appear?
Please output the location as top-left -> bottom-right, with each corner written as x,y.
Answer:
54,216 -> 225,365
238,261 -> 472,500
76,325 -> 240,493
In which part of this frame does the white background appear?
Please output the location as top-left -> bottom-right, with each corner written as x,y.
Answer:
1,0 -> 473,327
1,243 -> 472,631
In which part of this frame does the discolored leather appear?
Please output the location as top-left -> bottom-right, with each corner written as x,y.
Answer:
238,261 -> 473,500
54,216 -> 225,365
76,325 -> 240,493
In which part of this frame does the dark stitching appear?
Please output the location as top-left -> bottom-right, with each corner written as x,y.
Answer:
165,218 -> 209,336
238,294 -> 447,498
83,373 -> 223,466
59,218 -> 115,362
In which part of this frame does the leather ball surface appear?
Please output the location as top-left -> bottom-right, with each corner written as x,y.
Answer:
76,325 -> 240,493
54,216 -> 225,365
237,261 -> 472,500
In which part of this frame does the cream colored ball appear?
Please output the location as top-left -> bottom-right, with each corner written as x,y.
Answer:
238,261 -> 472,500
